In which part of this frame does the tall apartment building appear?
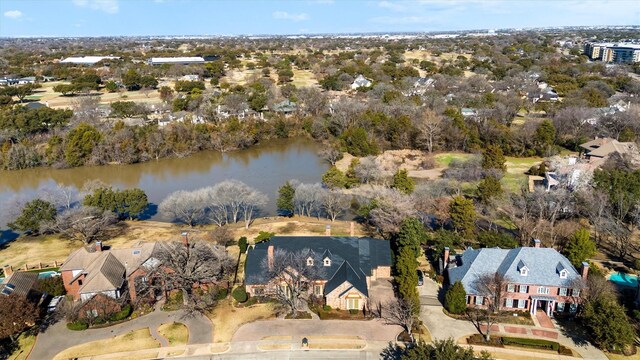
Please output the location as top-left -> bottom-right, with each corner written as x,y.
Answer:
584,42 -> 640,63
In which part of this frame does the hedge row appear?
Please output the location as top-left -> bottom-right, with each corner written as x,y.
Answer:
502,336 -> 560,351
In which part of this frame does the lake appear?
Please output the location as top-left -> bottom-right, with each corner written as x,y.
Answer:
0,138 -> 328,230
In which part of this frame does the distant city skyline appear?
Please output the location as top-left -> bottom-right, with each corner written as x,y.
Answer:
1,0 -> 639,38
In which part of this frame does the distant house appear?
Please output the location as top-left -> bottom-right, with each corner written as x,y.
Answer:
579,137 -> 639,162
0,76 -> 19,86
461,108 -> 478,117
445,240 -> 587,316
245,236 -> 392,310
60,241 -> 159,303
403,77 -> 435,96
148,57 -> 205,66
351,74 -> 372,90
271,99 -> 297,114
60,56 -> 120,65
17,77 -> 36,85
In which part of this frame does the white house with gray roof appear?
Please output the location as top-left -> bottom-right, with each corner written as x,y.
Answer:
446,240 -> 588,317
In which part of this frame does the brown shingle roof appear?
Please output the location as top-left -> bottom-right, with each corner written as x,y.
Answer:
2,271 -> 39,298
79,253 -> 125,294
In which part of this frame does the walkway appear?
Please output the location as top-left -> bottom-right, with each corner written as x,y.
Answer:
28,309 -> 213,360
536,311 -> 556,329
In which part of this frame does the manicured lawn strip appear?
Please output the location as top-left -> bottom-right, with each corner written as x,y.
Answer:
157,322 -> 189,346
209,301 -> 276,342
7,333 -> 36,360
52,328 -> 160,360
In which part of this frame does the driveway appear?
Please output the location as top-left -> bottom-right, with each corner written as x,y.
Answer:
232,318 -> 402,342
29,309 -> 213,360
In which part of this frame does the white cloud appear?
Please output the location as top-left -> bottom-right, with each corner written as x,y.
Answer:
4,10 -> 23,18
273,11 -> 309,22
378,1 -> 407,11
72,0 -> 119,14
370,15 -> 434,24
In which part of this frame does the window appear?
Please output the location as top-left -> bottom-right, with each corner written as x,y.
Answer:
519,285 -> 528,293
558,288 -> 568,296
520,268 -> 528,276
505,298 -> 513,308
465,295 -> 470,304
78,279 -> 83,286
507,284 -> 515,292
559,269 -> 568,279
323,258 -> 331,266
254,288 -> 264,295
347,298 -> 360,310
86,309 -> 98,318
569,303 -> 578,313
572,288 -> 581,297
537,287 -> 550,295
475,296 -> 484,305
557,302 -> 565,312
307,257 -> 314,266
517,300 -> 527,309
313,285 -> 323,296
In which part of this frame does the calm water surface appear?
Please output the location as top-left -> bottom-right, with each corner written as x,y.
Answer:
0,138 -> 328,228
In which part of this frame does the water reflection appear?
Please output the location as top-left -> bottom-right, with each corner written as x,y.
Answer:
0,138 -> 327,226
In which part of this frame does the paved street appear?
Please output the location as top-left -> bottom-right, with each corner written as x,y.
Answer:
28,309 -> 213,360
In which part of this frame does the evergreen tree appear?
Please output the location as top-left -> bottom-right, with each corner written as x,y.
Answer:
394,246 -> 419,311
445,281 -> 467,314
481,145 -> 506,172
277,181 -> 295,217
64,123 -> 102,167
392,169 -> 415,194
476,175 -> 503,204
563,228 -> 596,268
322,166 -> 347,189
581,294 -> 635,351
8,199 -> 57,234
449,196 -> 477,239
396,218 -> 427,258
534,120 -> 556,155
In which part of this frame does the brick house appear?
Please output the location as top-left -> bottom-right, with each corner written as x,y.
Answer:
59,241 -> 159,303
446,240 -> 587,317
245,236 -> 391,310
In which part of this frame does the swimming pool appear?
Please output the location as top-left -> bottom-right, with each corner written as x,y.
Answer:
608,272 -> 638,288
37,271 -> 60,279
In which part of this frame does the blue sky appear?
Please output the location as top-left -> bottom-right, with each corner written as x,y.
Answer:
1,0 -> 639,37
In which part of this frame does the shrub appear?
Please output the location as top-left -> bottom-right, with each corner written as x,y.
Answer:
215,287 -> 228,301
445,281 -> 467,314
232,287 -> 248,303
67,321 -> 88,331
238,237 -> 248,254
349,309 -> 359,315
109,305 -> 132,321
323,305 -> 332,311
634,259 -> 640,271
502,337 -> 559,351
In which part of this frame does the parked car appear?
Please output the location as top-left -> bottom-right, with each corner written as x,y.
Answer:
417,269 -> 424,286
47,295 -> 64,313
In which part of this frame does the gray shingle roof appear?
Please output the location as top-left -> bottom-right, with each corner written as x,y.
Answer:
1,271 -> 39,299
447,247 -> 582,294
245,236 -> 391,296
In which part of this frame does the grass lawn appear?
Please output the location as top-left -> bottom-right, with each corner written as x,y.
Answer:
157,322 -> 189,346
502,156 -> 543,193
52,328 -> 160,360
433,152 -> 475,167
209,301 -> 276,343
7,333 -> 36,360
291,69 -> 319,88
607,353 -> 640,360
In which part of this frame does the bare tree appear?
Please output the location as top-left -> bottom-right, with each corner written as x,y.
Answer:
369,188 -> 417,235
262,248 -> 324,317
148,241 -> 234,313
381,297 -> 418,342
318,145 -> 343,166
415,108 -> 443,153
46,206 -> 117,244
206,180 -> 267,226
159,189 -> 208,227
297,87 -> 327,116
242,189 -> 268,229
294,183 -> 324,218
354,156 -> 383,185
468,272 -> 509,341
321,189 -> 350,222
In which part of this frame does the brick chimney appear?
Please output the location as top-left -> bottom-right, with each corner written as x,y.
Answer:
95,241 -> 103,252
533,239 -> 541,248
350,222 -> 355,237
443,247 -> 450,266
267,245 -> 274,269
325,225 -> 331,236
2,265 -> 13,277
181,232 -> 189,247
581,262 -> 589,280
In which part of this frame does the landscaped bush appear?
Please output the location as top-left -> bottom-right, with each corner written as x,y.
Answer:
502,337 -> 559,351
232,287 -> 248,303
285,311 -> 312,319
67,321 -> 88,331
349,309 -> 359,315
109,305 -> 132,321
215,287 -> 228,301
323,305 -> 332,311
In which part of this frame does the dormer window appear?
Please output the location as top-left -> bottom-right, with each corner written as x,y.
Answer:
323,257 -> 331,267
556,262 -> 568,279
520,268 -> 528,276
307,257 -> 314,266
559,269 -> 568,279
